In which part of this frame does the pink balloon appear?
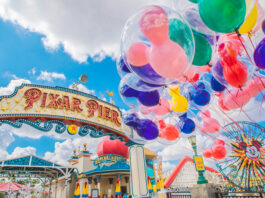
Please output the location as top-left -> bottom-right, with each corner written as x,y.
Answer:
214,139 -> 225,146
126,42 -> 148,66
219,76 -> 265,110
140,98 -> 170,116
153,98 -> 171,115
127,6 -> 189,79
139,6 -> 169,45
149,40 -> 188,79
200,110 -> 220,133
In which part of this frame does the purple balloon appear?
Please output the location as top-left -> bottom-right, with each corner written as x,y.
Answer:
124,113 -> 139,128
261,19 -> 265,34
132,64 -> 166,85
137,90 -> 160,107
120,84 -> 139,97
212,60 -> 228,86
254,38 -> 265,70
136,119 -> 159,140
118,57 -> 131,73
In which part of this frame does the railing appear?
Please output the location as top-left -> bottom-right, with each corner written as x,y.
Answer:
166,188 -> 191,198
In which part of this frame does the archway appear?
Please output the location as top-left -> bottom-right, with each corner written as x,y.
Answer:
0,84 -> 149,198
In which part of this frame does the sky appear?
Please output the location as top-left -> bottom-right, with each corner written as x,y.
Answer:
0,0 -> 264,175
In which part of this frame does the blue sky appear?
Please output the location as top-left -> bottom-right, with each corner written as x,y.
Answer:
0,19 -> 125,158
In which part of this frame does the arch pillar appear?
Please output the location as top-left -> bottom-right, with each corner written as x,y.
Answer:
126,142 -> 150,198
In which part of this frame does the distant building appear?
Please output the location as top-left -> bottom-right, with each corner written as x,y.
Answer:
164,156 -> 223,188
47,137 -> 158,198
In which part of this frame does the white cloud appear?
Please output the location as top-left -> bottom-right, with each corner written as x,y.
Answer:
68,84 -> 96,96
44,136 -> 102,165
37,70 -> 66,82
0,0 -> 171,63
162,161 -> 176,173
7,146 -> 36,159
28,67 -> 36,76
0,78 -> 30,95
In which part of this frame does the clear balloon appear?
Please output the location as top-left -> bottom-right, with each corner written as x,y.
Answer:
186,80 -> 212,109
116,56 -> 131,78
121,5 -> 194,85
213,38 -> 254,88
122,73 -> 162,92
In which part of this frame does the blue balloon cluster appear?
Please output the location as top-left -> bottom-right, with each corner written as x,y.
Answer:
124,113 -> 159,140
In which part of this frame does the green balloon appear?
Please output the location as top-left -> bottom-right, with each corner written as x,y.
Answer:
192,30 -> 212,66
169,18 -> 194,60
198,0 -> 246,33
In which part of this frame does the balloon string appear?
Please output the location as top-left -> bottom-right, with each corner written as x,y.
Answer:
248,34 -> 264,70
224,86 -> 261,127
235,30 -> 253,63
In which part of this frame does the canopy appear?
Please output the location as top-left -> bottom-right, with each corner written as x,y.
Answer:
0,181 -> 32,192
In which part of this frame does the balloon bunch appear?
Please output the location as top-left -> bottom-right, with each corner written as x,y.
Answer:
117,0 -> 265,149
203,139 -> 226,160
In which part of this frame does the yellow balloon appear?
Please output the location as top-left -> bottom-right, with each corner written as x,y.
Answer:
168,86 -> 188,113
238,3 -> 258,34
168,86 -> 180,97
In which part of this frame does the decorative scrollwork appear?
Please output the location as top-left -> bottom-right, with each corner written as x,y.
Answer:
0,119 -> 67,134
0,119 -> 125,140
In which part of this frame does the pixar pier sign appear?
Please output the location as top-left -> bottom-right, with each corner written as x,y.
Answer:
0,84 -> 124,135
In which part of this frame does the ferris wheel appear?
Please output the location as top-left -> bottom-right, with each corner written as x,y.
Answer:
216,121 -> 265,191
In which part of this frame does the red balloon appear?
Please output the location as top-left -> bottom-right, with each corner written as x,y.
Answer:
212,145 -> 226,159
214,139 -> 225,146
218,41 -> 248,88
97,136 -> 129,158
203,149 -> 212,158
159,120 -> 180,141
221,60 -> 248,88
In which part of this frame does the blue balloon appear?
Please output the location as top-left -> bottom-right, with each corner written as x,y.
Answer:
178,117 -> 195,134
210,76 -> 226,92
137,90 -> 160,107
136,119 -> 159,140
191,90 -> 211,106
120,84 -> 139,97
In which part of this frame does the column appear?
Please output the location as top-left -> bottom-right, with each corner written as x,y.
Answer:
55,179 -> 58,198
97,175 -> 101,198
88,177 -> 92,198
126,142 -> 149,198
48,180 -> 52,198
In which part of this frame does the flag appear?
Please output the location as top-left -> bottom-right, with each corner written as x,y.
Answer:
82,182 -> 88,197
74,182 -> 80,198
105,91 -> 113,96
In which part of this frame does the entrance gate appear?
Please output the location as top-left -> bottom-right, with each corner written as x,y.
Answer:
0,84 -> 149,198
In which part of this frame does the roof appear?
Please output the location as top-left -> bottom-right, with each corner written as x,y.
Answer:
0,181 -> 32,191
0,155 -> 75,179
144,148 -> 158,159
164,156 -> 219,188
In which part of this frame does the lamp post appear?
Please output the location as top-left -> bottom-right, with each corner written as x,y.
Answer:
188,135 -> 208,184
